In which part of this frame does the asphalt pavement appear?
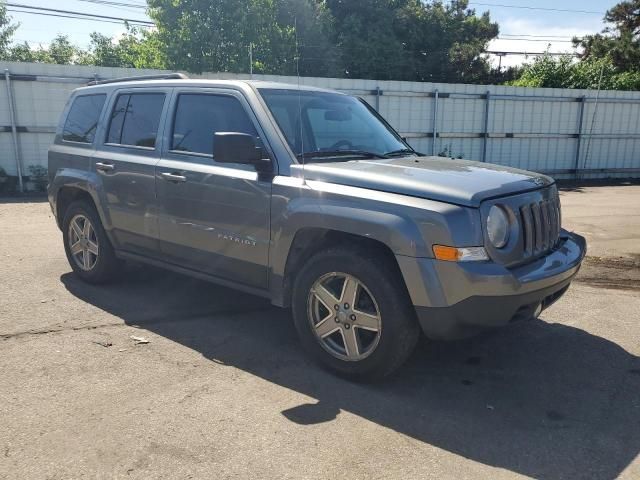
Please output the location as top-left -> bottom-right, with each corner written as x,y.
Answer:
1,185 -> 638,479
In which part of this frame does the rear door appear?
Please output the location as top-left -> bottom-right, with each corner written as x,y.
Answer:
92,89 -> 170,257
155,88 -> 272,289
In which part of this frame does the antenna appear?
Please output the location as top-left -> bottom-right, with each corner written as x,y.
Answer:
294,16 -> 306,185
581,62 -> 604,179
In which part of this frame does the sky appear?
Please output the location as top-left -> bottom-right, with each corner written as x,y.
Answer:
4,0 -> 619,69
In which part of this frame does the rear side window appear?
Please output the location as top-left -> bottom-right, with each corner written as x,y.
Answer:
106,93 -> 165,148
62,94 -> 106,143
171,94 -> 257,156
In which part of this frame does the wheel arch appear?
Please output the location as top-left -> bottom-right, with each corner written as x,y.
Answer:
55,187 -> 95,229
275,227 -> 409,308
49,169 -> 112,235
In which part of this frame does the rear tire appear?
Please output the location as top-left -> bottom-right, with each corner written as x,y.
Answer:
62,200 -> 121,284
292,245 -> 420,381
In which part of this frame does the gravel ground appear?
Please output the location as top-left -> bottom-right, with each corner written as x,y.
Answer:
1,185 -> 639,480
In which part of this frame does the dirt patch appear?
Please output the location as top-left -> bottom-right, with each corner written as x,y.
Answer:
575,255 -> 640,292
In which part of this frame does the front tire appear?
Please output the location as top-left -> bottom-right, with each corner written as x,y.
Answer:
292,246 -> 420,381
62,200 -> 121,284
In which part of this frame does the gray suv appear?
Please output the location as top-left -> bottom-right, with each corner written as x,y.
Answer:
48,74 -> 586,380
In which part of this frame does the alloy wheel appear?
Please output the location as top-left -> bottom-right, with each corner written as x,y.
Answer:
307,272 -> 382,361
68,214 -> 99,271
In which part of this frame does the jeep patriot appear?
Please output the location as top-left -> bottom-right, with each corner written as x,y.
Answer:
48,74 -> 586,379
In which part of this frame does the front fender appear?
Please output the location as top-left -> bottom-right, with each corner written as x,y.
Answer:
267,177 -> 482,305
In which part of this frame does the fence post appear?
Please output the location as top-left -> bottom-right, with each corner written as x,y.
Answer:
375,86 -> 381,111
482,90 -> 491,162
574,95 -> 586,179
431,89 -> 439,156
4,69 -> 24,193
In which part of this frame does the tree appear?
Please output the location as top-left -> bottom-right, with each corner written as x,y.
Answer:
4,35 -> 89,64
0,3 -> 18,56
510,0 -> 640,91
325,0 -> 498,82
507,54 -> 640,91
147,0 -> 298,74
324,0 -> 409,79
86,27 -> 167,69
276,0 -> 342,77
395,0 -> 499,82
147,0 -> 499,81
574,0 -> 640,72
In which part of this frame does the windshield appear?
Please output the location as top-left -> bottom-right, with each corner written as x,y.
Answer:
258,88 -> 410,161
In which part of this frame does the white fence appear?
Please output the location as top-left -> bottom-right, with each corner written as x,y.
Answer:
2,60 -> 640,191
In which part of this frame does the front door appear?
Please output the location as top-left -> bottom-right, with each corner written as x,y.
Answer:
155,88 -> 272,290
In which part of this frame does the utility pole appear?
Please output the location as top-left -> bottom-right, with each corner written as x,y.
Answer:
249,43 -> 253,77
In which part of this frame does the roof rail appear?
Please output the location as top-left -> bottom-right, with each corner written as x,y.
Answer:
87,72 -> 189,86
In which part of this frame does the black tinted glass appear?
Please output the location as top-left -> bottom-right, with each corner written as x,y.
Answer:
107,93 -> 165,148
106,94 -> 129,144
62,94 -> 106,143
172,94 -> 257,155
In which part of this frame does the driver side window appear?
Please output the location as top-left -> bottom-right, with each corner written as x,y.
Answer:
171,93 -> 257,158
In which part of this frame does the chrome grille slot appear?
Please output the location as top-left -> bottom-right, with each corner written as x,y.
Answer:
540,200 -> 550,250
520,205 -> 534,255
519,194 -> 561,260
531,202 -> 543,252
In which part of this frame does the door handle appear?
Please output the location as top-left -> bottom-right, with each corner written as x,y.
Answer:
95,162 -> 115,172
160,172 -> 187,183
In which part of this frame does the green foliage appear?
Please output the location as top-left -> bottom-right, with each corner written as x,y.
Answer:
508,54 -> 640,91
86,27 -> 167,69
575,0 -> 640,72
146,0 -> 500,81
147,0 -> 297,74
1,26 -> 165,69
2,0 -> 503,83
0,4 -> 18,56
384,0 -> 499,82
27,165 -> 48,192
4,35 -> 90,64
512,0 -> 640,91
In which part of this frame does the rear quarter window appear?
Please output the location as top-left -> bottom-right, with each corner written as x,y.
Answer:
62,94 -> 107,143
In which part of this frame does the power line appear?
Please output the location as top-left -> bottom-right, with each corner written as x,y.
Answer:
70,0 -> 148,15
469,2 -> 605,15
6,2 -> 154,25
7,7 -> 152,26
72,0 -> 147,8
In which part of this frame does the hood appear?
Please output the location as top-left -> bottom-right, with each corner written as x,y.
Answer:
293,156 -> 554,208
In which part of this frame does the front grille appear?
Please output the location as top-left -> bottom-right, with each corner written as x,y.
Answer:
519,195 -> 561,258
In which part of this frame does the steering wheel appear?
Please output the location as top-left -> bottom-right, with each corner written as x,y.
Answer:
329,140 -> 354,150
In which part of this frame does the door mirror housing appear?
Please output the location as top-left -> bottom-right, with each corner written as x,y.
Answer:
213,132 -> 271,172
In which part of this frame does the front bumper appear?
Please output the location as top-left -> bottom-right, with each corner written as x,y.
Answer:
396,230 -> 586,340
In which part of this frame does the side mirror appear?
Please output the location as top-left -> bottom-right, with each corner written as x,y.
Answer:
213,132 -> 272,172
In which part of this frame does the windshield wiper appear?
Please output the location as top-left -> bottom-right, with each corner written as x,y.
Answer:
297,149 -> 387,161
383,148 -> 421,157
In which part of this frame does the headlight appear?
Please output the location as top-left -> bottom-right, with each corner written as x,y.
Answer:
487,205 -> 510,248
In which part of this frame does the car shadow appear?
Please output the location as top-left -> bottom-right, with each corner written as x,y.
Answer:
61,265 -> 640,480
